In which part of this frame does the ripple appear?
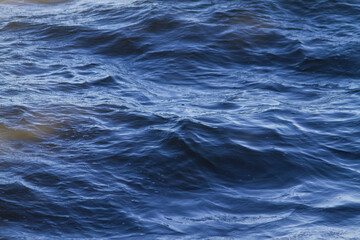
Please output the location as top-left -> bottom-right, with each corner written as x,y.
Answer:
0,0 -> 360,238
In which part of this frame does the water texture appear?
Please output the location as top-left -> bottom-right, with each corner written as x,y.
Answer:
0,0 -> 360,239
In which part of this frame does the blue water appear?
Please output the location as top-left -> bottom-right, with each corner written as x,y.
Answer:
0,0 -> 360,238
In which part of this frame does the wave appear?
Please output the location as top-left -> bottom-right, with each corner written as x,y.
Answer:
1,0 -> 360,238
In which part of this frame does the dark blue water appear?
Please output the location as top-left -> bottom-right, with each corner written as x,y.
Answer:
0,0 -> 360,238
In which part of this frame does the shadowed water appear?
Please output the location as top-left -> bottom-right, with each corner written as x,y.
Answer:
0,0 -> 360,239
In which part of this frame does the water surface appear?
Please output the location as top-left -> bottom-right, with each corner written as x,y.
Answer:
0,0 -> 360,239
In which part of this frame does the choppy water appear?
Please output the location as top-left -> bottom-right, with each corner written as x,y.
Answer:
0,0 -> 360,238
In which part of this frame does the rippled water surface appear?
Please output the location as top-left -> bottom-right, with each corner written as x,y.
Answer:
1,0 -> 360,238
